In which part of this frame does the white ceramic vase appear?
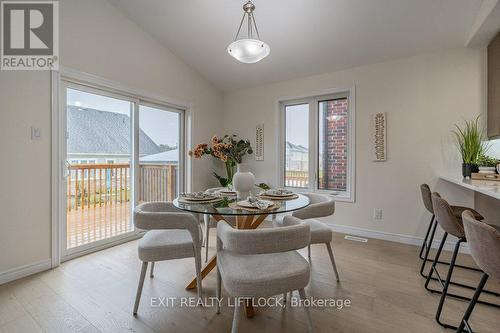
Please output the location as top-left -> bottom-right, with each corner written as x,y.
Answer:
232,163 -> 255,199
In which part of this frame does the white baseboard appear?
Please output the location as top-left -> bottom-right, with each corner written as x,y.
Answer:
328,224 -> 470,254
0,259 -> 52,285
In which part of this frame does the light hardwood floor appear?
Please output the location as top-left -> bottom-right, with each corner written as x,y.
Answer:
1,226 -> 499,333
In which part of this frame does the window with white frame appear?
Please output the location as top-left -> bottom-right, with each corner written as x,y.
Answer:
280,89 -> 355,201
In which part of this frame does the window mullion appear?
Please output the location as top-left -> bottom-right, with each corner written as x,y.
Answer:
309,98 -> 317,192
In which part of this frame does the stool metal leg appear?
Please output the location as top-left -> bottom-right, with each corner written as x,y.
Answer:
456,273 -> 489,333
420,217 -> 439,277
419,215 -> 435,260
434,238 -> 463,330
425,235 -> 500,308
425,233 -> 447,289
420,218 -> 483,274
420,223 -> 497,298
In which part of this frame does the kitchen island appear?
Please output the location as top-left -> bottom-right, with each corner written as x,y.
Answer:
441,176 -> 500,225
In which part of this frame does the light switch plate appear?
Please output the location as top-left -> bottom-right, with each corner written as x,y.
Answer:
31,127 -> 42,140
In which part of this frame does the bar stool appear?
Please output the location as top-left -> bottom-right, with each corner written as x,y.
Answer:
419,184 -> 484,278
457,211 -> 500,332
424,194 -> 500,329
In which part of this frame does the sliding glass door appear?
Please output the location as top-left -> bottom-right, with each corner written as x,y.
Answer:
61,82 -> 184,257
138,104 -> 182,203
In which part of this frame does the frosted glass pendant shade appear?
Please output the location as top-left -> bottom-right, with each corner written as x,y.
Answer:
228,39 -> 270,63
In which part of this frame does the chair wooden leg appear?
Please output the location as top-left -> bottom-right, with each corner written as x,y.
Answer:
298,288 -> 314,333
149,262 -> 155,278
216,267 -> 222,314
204,214 -> 210,262
283,292 -> 287,303
133,262 -> 148,315
231,301 -> 243,333
325,243 -> 340,282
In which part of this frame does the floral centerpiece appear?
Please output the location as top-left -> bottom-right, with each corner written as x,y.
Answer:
189,135 -> 253,187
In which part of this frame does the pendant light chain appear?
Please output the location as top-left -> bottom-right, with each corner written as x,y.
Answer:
233,1 -> 261,41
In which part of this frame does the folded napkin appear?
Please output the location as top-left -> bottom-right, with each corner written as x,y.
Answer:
181,191 -> 216,199
247,196 -> 272,210
264,188 -> 294,196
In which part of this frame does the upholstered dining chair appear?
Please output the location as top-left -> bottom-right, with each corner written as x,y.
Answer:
279,193 -> 340,282
457,211 -> 500,332
215,220 -> 314,333
202,187 -> 236,262
132,202 -> 202,315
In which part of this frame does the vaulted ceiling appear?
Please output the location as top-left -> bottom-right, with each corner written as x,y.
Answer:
109,0 -> 483,91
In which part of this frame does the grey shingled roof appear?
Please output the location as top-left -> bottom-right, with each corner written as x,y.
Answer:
67,106 -> 160,155
286,141 -> 308,153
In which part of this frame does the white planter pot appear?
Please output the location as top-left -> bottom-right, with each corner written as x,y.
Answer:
232,163 -> 255,199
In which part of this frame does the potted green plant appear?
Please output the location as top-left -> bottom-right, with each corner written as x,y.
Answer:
452,116 -> 489,178
477,154 -> 498,174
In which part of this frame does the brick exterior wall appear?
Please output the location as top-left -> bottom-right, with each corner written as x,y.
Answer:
319,98 -> 348,191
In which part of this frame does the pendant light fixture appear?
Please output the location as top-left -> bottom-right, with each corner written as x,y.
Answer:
227,1 -> 270,64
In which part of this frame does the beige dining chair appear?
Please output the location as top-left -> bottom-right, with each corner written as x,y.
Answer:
132,202 -> 203,315
280,193 -> 340,282
215,220 -> 314,333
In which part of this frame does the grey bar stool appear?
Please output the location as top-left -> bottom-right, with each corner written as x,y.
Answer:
457,211 -> 500,332
133,202 -> 203,315
419,184 -> 484,278
424,194 -> 500,330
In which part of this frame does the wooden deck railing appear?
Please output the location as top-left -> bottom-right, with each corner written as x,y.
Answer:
139,164 -> 177,202
67,163 -> 177,211
285,170 -> 309,188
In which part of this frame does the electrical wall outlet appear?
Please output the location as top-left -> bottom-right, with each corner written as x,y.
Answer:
31,127 -> 42,140
374,208 -> 383,220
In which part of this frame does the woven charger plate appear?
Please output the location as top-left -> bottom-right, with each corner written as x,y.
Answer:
259,194 -> 299,201
228,201 -> 281,212
177,197 -> 222,204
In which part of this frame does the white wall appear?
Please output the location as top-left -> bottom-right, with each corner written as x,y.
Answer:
222,48 -> 486,240
0,0 -> 222,276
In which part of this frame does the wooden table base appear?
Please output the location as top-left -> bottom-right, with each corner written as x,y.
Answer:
185,213 -> 269,317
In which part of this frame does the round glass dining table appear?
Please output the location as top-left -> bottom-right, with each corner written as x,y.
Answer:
173,193 -> 310,316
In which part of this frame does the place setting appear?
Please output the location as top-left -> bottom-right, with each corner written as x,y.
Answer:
258,188 -> 299,200
177,191 -> 223,204
228,195 -> 281,212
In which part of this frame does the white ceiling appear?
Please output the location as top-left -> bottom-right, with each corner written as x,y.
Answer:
109,0 -> 483,92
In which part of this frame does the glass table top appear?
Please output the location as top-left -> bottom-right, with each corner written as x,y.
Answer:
173,193 -> 310,216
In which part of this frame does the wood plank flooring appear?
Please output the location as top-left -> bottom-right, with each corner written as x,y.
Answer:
1,225 -> 499,332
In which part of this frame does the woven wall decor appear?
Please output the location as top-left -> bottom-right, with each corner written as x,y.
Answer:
372,112 -> 387,161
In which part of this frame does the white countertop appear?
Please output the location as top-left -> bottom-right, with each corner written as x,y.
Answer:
440,176 -> 500,200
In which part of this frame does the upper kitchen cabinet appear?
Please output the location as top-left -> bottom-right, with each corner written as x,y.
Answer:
488,32 -> 500,139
